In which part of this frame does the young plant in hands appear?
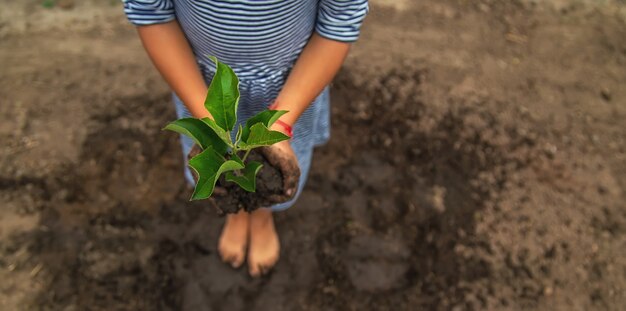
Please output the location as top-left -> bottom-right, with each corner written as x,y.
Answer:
164,57 -> 291,200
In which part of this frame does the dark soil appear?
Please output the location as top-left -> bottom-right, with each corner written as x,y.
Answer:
1,1 -> 625,310
211,150 -> 285,214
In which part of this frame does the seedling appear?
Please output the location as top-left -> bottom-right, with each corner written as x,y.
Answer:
164,57 -> 290,200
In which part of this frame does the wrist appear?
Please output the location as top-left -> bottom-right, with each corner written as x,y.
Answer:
270,119 -> 293,137
270,94 -> 302,125
268,99 -> 294,137
187,89 -> 213,119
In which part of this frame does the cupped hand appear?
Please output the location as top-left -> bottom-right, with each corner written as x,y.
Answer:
259,139 -> 300,203
186,140 -> 300,202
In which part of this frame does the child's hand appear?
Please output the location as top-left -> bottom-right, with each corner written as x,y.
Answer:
186,141 -> 300,203
259,140 -> 300,202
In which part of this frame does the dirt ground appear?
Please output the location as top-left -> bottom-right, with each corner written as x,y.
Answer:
1,0 -> 625,310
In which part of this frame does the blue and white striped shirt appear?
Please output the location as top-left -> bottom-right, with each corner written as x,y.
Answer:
123,0 -> 368,80
123,0 -> 368,210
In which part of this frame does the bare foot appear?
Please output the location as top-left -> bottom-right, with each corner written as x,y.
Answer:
218,210 -> 249,268
248,208 -> 280,277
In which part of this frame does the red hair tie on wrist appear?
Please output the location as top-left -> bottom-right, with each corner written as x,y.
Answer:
268,100 -> 293,138
274,119 -> 293,138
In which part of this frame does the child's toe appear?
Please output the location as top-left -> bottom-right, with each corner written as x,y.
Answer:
249,262 -> 261,277
230,256 -> 244,268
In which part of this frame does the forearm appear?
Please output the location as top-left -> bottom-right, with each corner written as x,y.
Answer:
136,21 -> 210,118
273,33 -> 351,127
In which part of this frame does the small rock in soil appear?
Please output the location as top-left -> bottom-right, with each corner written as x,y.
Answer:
600,88 -> 611,102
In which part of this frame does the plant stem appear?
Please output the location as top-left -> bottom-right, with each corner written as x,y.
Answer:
242,149 -> 251,162
227,130 -> 234,148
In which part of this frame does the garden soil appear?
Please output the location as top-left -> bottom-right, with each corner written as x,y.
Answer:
1,0 -> 625,310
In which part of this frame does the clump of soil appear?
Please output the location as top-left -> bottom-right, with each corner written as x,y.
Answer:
209,150 -> 285,214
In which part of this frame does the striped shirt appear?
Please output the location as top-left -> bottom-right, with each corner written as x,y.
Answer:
123,0 -> 368,80
122,0 -> 368,210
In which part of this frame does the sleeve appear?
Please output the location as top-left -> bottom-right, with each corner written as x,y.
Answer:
122,0 -> 176,26
315,0 -> 369,43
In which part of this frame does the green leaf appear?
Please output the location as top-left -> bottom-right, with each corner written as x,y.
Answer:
201,117 -> 232,147
205,56 -> 239,131
225,161 -> 263,192
188,147 -> 244,200
241,110 -> 288,142
239,123 -> 290,150
230,152 -> 244,166
163,118 -> 229,154
42,0 -> 55,8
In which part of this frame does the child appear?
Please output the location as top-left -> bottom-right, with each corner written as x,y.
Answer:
123,0 -> 369,277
